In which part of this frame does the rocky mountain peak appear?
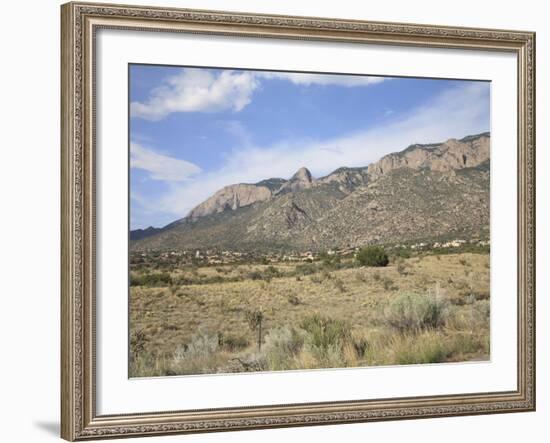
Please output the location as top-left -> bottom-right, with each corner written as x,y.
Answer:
275,167 -> 315,195
292,167 -> 313,182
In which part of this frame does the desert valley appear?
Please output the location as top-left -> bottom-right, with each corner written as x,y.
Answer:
129,132 -> 491,377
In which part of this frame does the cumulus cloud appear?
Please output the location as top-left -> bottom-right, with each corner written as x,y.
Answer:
130,142 -> 201,181
131,69 -> 260,121
147,81 -> 489,222
131,68 -> 386,121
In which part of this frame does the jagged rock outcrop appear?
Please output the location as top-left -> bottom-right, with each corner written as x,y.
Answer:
367,133 -> 490,177
188,183 -> 272,220
275,167 -> 314,195
179,132 -> 489,224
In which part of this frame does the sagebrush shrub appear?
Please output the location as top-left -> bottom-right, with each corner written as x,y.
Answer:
170,329 -> 229,375
385,292 -> 448,333
173,330 -> 219,361
262,326 -> 305,370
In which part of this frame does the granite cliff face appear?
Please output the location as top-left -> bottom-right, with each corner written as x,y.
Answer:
186,166 -> 316,220
187,183 -> 273,220
131,132 -> 490,251
367,133 -> 490,177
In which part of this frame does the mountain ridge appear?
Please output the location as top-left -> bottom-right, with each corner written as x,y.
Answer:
130,132 -> 490,250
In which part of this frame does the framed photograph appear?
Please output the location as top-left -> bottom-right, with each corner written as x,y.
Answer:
61,2 -> 536,440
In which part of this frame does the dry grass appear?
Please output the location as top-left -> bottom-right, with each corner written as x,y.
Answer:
129,252 -> 490,377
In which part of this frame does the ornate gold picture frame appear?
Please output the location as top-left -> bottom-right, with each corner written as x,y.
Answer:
61,2 -> 535,440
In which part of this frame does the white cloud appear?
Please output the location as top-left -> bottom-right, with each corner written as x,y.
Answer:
130,142 -> 201,181
131,69 -> 260,121
146,81 -> 489,224
257,72 -> 386,87
131,68 -> 386,121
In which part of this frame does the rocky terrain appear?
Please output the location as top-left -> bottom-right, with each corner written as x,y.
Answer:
367,134 -> 490,177
130,132 -> 490,252
187,183 -> 272,220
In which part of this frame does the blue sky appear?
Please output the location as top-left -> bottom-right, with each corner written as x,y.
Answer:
130,65 -> 490,229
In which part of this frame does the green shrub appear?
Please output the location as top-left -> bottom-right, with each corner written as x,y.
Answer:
356,246 -> 389,267
385,292 -> 448,333
265,265 -> 281,277
320,253 -> 343,270
130,272 -> 172,287
294,263 -> 317,276
300,315 -> 351,354
248,270 -> 263,280
171,330 -> 226,375
392,247 -> 412,259
174,330 -> 219,359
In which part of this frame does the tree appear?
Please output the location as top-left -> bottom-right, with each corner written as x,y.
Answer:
356,246 -> 389,267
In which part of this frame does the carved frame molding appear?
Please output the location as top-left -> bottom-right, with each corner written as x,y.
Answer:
61,2 -> 535,440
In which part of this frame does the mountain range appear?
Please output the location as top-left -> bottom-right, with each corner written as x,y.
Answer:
130,132 -> 490,252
